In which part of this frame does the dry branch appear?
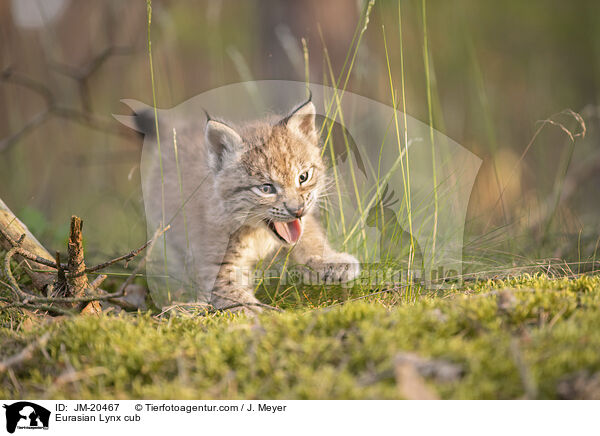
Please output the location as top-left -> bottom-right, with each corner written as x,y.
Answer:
67,216 -> 87,295
0,197 -> 55,291
72,236 -> 157,278
65,217 -> 100,314
0,196 -> 170,316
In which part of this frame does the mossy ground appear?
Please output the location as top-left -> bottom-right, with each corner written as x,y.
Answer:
1,274 -> 600,399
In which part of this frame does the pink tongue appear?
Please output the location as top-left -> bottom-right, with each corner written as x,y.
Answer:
273,219 -> 303,244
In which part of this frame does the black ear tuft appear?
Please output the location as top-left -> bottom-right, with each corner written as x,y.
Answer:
282,98 -> 317,140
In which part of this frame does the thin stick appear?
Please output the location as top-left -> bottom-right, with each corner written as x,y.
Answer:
3,247 -> 39,301
115,225 -> 167,296
0,227 -> 58,269
70,225 -> 170,277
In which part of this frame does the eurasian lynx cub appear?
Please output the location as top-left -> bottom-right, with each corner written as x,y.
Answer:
147,98 -> 360,313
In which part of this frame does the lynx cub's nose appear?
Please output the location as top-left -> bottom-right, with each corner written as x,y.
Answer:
284,202 -> 305,218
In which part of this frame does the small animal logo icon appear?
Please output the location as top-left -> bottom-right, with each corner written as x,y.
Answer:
2,402 -> 50,434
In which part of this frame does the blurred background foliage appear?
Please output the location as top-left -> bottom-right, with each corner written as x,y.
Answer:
0,0 -> 598,272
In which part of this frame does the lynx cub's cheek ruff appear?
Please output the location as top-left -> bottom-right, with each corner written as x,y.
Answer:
147,97 -> 360,314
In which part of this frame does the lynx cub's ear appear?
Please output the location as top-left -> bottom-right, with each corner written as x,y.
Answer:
283,100 -> 317,143
205,119 -> 242,171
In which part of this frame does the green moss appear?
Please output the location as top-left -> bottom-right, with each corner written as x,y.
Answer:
1,274 -> 599,399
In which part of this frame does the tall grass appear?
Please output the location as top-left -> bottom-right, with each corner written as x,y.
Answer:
314,0 -> 376,250
146,0 -> 171,298
421,0 -> 438,274
171,128 -> 189,251
380,14 -> 418,298
396,0 -> 417,299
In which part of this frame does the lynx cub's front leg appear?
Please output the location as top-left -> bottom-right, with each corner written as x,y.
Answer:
293,215 -> 360,283
209,229 -> 266,314
211,265 -> 263,314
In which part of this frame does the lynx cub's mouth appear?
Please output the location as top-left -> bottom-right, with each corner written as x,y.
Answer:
266,218 -> 303,244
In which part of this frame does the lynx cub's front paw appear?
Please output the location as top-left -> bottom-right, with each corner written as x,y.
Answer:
210,290 -> 264,316
303,252 -> 361,284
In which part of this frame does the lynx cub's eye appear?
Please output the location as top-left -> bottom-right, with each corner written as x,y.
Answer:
252,183 -> 277,196
298,168 -> 313,186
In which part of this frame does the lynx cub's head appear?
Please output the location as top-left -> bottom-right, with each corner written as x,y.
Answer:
205,99 -> 326,244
